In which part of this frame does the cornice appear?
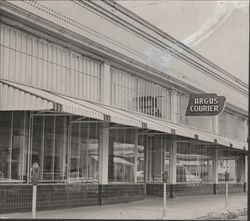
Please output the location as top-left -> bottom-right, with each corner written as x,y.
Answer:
104,0 -> 248,89
75,0 -> 248,97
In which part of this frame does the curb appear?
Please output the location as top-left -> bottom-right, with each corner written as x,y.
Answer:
197,208 -> 247,220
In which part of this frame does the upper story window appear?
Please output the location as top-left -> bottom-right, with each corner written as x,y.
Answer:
0,24 -> 101,102
111,67 -> 172,121
219,111 -> 246,141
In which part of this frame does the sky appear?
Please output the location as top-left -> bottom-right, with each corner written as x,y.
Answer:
118,0 -> 249,84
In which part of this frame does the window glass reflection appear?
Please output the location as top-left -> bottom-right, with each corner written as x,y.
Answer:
109,129 -> 142,183
218,149 -> 244,183
0,111 -> 28,182
137,135 -> 145,183
32,116 -> 67,181
70,122 -> 99,182
177,142 -> 213,183
147,135 -> 169,183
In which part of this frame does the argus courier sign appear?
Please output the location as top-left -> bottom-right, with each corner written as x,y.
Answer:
185,94 -> 226,116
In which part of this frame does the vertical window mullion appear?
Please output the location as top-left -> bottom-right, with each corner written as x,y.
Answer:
136,78 -> 139,112
8,111 -> 14,179
7,28 -> 11,80
87,123 -> 90,179
62,116 -> 67,181
27,112 -> 33,183
134,129 -> 138,183
51,116 -> 56,181
13,30 -> 17,82
77,123 -> 81,181
24,35 -> 28,84
67,117 -> 72,182
40,116 -> 45,181
21,111 -> 26,181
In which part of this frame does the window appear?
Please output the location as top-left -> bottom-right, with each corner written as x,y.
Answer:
32,116 -> 67,181
31,116 -> 98,183
108,129 -> 143,183
0,111 -> 28,182
0,24 -> 101,102
147,135 -> 169,183
69,122 -> 99,182
176,142 -> 213,183
137,135 -> 145,183
218,149 -> 244,183
219,111 -> 246,140
111,67 -> 172,120
177,92 -> 189,125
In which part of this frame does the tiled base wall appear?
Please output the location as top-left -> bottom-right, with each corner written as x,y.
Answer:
101,184 -> 144,205
216,183 -> 245,194
0,184 -> 144,214
146,183 -> 245,198
0,183 -> 245,214
146,183 -> 171,198
173,183 -> 214,197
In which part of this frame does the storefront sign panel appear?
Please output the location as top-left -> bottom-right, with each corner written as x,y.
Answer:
185,94 -> 226,116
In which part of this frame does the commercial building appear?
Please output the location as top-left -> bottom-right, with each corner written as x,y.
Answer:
0,0 -> 248,213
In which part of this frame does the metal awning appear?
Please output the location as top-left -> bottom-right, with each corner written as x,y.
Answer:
0,80 -> 104,120
1,80 -> 247,150
61,96 -> 144,128
0,81 -> 55,111
123,110 -> 247,151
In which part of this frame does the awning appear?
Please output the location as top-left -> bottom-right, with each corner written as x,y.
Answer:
1,80 -> 246,151
0,80 -> 104,120
60,95 -> 144,128
0,81 -> 55,111
123,110 -> 247,151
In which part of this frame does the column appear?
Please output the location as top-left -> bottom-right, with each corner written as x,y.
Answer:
98,122 -> 109,184
144,136 -> 148,196
242,155 -> 247,192
169,135 -> 177,184
101,62 -> 111,105
169,135 -> 177,198
212,148 -> 219,194
134,129 -> 138,183
171,90 -> 178,123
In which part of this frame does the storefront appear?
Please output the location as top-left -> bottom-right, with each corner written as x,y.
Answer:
0,0 -> 248,214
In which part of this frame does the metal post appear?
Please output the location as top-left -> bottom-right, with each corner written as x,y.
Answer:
31,162 -> 40,219
224,169 -> 229,209
163,182 -> 167,219
32,185 -> 37,218
225,182 -> 228,209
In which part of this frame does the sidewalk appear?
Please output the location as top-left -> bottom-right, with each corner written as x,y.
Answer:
0,192 -> 247,220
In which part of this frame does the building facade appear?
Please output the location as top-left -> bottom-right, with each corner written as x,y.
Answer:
0,0 -> 248,213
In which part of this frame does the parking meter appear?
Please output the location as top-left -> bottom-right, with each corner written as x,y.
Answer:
31,162 -> 40,185
225,170 -> 230,182
31,162 -> 39,218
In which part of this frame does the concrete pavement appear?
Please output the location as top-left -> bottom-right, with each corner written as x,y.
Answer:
0,192 -> 247,220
